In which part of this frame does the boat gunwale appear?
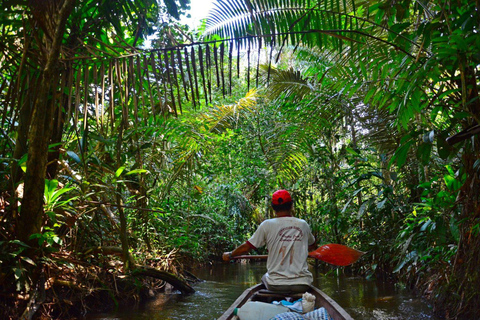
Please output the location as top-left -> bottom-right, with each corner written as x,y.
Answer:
217,283 -> 353,320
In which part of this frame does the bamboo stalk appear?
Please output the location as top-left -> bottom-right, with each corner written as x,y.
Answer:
237,40 -> 241,79
74,65 -> 81,129
0,73 -> 11,130
206,44 -> 212,103
164,50 -> 177,116
170,50 -> 182,114
136,55 -> 147,124
123,58 -> 129,113
130,56 -> 139,126
114,59 -> 123,116
83,64 -> 89,131
177,49 -> 189,102
213,43 -> 220,87
117,58 -> 128,118
143,54 -> 156,119
220,42 -> 225,97
190,47 -> 200,107
247,37 -> 251,90
58,68 -> 68,134
108,60 -> 115,131
267,39 -> 274,84
4,70 -> 22,134
159,51 -> 169,116
228,41 -> 233,94
184,47 -> 196,109
150,52 -> 162,115
0,70 -> 18,132
93,63 -> 99,128
100,61 -> 105,130
198,46 -> 208,106
256,37 -> 261,87
66,64 -> 74,124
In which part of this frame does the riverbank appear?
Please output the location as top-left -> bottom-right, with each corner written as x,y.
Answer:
0,252 -> 198,319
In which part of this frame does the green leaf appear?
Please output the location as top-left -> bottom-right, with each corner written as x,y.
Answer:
125,169 -> 150,175
444,174 -> 462,192
364,87 -> 376,104
19,153 -> 28,173
358,199 -> 372,218
390,141 -> 413,168
11,240 -> 30,248
416,143 -> 432,165
420,220 -> 432,232
473,159 -> 480,172
377,198 -> 387,209
46,179 -> 58,192
391,22 -> 410,34
453,111 -> 472,120
437,132 -> 453,160
67,151 -> 82,164
20,256 -> 36,266
393,251 -> 417,273
115,166 -> 126,177
341,197 -> 354,213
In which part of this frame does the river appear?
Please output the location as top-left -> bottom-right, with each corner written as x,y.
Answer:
87,262 -> 435,319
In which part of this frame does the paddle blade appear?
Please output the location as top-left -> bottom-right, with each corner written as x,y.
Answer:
308,244 -> 365,266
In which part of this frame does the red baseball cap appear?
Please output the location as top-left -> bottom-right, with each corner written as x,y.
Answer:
272,190 -> 292,205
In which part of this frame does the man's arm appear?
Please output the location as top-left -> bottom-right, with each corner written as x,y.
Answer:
222,242 -> 254,261
308,239 -> 317,252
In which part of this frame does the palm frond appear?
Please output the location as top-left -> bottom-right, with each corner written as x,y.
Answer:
204,0 -> 423,57
200,89 -> 258,133
260,65 -> 313,101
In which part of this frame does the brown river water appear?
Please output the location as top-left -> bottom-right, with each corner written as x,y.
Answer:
86,262 -> 435,319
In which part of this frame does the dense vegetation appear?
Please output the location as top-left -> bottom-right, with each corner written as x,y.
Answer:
0,0 -> 479,319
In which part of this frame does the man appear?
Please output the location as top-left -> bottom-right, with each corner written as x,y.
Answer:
223,189 -> 316,292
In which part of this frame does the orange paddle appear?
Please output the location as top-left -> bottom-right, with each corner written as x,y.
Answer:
308,243 -> 365,266
232,244 -> 365,266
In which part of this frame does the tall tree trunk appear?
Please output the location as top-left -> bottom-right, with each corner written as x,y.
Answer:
116,87 -> 131,270
17,0 -> 75,244
435,63 -> 480,319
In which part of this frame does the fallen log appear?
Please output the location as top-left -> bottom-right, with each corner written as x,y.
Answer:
82,247 -> 194,294
131,266 -> 195,294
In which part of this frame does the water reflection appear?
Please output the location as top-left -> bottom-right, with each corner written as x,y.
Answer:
86,263 -> 435,319
310,270 -> 434,320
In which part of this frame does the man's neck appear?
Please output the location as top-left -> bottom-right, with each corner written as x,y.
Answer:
275,211 -> 292,218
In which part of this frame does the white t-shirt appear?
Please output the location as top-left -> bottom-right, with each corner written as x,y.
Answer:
247,216 -> 315,287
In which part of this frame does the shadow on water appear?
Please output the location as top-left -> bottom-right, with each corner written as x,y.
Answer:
86,263 -> 435,320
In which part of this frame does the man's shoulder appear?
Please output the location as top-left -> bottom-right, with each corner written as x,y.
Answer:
291,217 -> 312,229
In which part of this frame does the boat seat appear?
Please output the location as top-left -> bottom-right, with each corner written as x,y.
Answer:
251,289 -> 303,303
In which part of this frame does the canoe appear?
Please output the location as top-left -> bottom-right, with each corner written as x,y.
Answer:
218,283 -> 353,320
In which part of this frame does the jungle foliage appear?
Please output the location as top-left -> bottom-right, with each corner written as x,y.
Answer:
0,0 -> 479,319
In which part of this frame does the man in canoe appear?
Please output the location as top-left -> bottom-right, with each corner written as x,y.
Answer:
223,189 -> 316,293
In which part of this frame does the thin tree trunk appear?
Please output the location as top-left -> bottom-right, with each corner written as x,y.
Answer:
17,0 -> 75,244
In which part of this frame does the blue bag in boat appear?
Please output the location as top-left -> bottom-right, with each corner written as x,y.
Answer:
272,299 -> 303,313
